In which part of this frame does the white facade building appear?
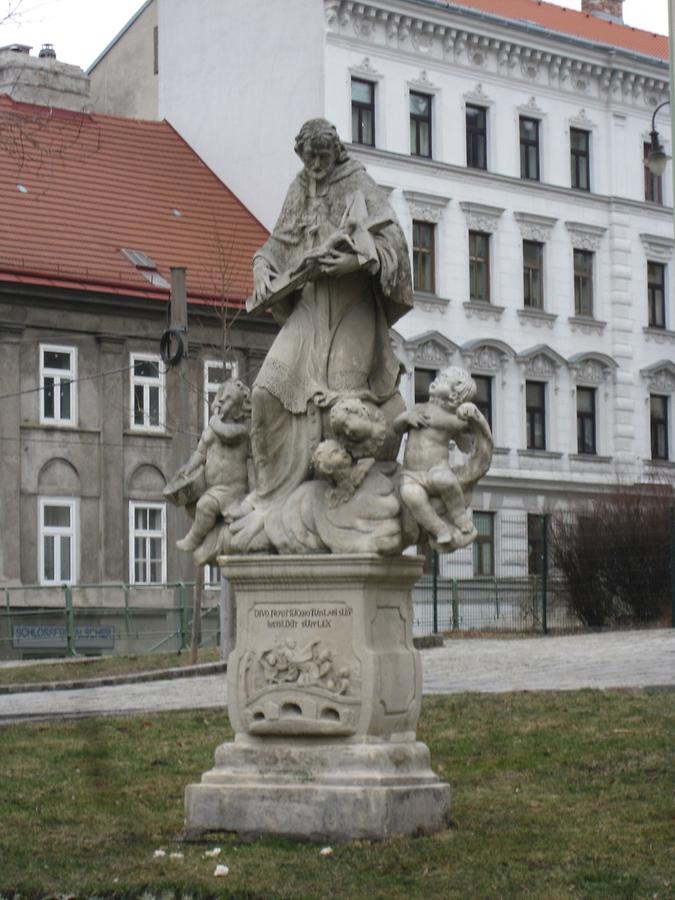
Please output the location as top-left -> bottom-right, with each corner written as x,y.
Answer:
89,0 -> 675,578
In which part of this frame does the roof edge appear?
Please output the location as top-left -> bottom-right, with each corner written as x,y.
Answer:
405,0 -> 669,67
86,0 -> 155,74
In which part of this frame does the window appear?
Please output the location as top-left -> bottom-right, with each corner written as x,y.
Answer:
205,563 -> 221,589
520,116 -> 540,181
414,368 -> 437,404
573,249 -> 594,317
526,381 -> 546,450
570,128 -> 590,190
466,105 -> 487,170
527,514 -> 548,577
473,375 -> 493,432
469,231 -> 490,302
130,353 -> 164,431
203,359 -> 237,425
40,345 -> 76,426
410,91 -> 432,158
351,79 -> 375,146
648,262 -> 666,329
644,141 -> 663,204
38,498 -> 77,585
129,502 -> 166,584
650,395 -> 669,461
412,221 -> 435,293
576,387 -> 597,455
523,240 -> 544,310
473,512 -> 494,576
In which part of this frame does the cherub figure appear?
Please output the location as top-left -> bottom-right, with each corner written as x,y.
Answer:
311,439 -> 372,507
329,397 -> 386,459
172,379 -> 251,554
394,367 -> 492,548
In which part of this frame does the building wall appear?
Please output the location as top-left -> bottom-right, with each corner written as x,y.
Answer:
88,0 -> 159,119
0,288 -> 274,599
156,0 -> 327,228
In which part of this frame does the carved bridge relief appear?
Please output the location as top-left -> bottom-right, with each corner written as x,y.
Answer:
239,602 -> 362,736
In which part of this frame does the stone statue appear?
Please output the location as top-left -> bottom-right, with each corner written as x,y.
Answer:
182,120 -> 494,843
164,379 -> 251,565
168,120 -> 492,562
395,367 -> 492,551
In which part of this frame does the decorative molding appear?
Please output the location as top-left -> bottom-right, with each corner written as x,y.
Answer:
639,233 -> 675,262
569,108 -> 597,130
568,316 -> 607,335
403,189 -> 450,223
517,449 -> 564,459
404,330 -> 459,368
349,56 -> 382,79
643,326 -> 675,345
460,201 -> 504,233
413,292 -> 450,313
409,69 -> 438,91
641,360 -> 675,392
463,82 -> 493,105
324,2 -> 669,112
517,344 -> 565,378
514,212 -> 557,243
462,300 -> 505,322
517,308 -> 557,329
461,341 -> 512,372
517,96 -> 545,116
570,360 -> 607,384
565,221 -> 607,251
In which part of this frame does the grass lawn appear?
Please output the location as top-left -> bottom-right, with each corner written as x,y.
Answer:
0,690 -> 673,899
0,649 -> 221,687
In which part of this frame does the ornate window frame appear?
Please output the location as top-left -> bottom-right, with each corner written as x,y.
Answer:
568,352 -> 617,459
516,345 -> 566,455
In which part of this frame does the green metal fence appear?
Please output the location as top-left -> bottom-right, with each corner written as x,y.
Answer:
1,581 -> 221,661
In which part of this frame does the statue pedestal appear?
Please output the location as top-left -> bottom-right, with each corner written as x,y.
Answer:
184,555 -> 450,841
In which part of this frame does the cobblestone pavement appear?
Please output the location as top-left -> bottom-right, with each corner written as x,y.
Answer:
1,629 -> 673,724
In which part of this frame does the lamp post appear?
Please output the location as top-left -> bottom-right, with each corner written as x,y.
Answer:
644,100 -> 672,178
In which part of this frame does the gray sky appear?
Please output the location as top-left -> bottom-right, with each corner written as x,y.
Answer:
1,0 -> 670,71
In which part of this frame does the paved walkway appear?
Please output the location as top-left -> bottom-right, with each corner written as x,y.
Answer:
1,629 -> 673,724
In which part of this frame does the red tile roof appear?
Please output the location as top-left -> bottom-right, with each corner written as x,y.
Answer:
439,0 -> 668,61
0,95 -> 268,305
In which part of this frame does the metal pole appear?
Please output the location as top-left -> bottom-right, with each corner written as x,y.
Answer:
178,582 -> 188,650
670,507 -> 675,629
432,550 -> 439,634
63,584 -> 76,657
190,566 -> 203,664
451,579 -> 459,631
541,515 -> 549,635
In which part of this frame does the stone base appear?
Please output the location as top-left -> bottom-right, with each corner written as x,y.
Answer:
185,738 -> 450,842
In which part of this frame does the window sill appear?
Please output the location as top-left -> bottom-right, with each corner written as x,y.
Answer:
492,446 -> 511,456
568,316 -> 606,334
463,301 -> 504,321
643,457 -> 675,468
517,449 -> 564,459
413,291 -> 450,312
125,428 -> 171,439
22,422 -> 99,434
643,326 -> 675,344
517,308 -> 557,329
569,453 -> 613,463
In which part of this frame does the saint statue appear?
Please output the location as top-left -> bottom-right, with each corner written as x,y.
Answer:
247,118 -> 413,505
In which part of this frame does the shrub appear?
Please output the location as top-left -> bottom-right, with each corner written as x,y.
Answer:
551,484 -> 674,628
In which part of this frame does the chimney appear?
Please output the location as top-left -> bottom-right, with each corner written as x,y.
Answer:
581,0 -> 624,24
38,43 -> 56,59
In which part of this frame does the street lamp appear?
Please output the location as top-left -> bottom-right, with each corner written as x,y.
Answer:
644,99 -> 672,177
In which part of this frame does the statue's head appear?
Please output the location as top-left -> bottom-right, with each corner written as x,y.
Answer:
294,118 -> 349,182
212,378 -> 251,420
330,398 -> 386,457
430,367 -> 476,407
312,439 -> 352,479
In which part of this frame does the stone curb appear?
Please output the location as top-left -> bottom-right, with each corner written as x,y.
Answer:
0,661 -> 227,695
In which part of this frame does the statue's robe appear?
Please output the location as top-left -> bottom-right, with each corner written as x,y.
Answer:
251,157 -> 412,503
